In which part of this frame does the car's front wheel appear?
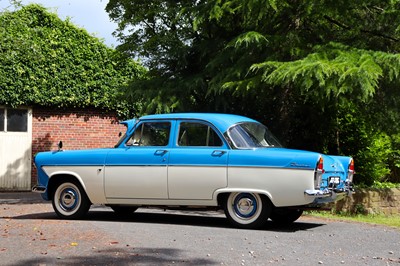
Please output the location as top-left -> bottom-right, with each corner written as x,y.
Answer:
224,192 -> 271,229
52,180 -> 91,219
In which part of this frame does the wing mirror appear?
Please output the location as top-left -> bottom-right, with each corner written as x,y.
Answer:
58,141 -> 63,151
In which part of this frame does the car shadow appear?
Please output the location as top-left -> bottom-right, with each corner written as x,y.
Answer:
12,247 -> 217,266
6,206 -> 325,232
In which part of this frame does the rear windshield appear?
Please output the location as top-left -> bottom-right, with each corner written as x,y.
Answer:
227,122 -> 283,149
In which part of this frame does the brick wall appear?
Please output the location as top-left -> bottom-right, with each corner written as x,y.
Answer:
333,188 -> 400,215
31,107 -> 126,183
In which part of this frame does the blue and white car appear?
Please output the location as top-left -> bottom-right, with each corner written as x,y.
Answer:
33,113 -> 354,229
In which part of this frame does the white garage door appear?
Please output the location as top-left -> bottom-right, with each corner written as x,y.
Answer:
0,107 -> 32,191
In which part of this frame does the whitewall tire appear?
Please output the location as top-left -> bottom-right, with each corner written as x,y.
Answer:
224,192 -> 271,229
52,181 -> 91,219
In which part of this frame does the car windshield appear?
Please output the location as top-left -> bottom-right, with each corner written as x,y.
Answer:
227,122 -> 283,149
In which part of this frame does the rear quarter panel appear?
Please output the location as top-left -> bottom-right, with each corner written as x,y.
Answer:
226,149 -> 319,206
227,167 -> 315,206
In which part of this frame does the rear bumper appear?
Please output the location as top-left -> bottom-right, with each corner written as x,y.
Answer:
305,186 -> 353,204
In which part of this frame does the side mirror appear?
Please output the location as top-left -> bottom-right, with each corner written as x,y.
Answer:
58,141 -> 63,151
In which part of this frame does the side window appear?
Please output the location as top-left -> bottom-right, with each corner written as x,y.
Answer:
0,108 -> 28,132
127,122 -> 171,146
7,109 -> 28,132
178,122 -> 223,147
0,109 -> 4,131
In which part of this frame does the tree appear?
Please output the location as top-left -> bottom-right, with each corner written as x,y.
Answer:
106,0 -> 400,184
0,4 -> 145,118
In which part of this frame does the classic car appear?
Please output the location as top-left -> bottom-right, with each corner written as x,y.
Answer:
33,113 -> 354,229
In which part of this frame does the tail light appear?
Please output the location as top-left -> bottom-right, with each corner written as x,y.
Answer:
317,157 -> 324,172
314,157 -> 324,189
347,158 -> 355,183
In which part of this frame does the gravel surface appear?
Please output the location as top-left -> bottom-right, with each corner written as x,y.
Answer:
1,194 -> 399,265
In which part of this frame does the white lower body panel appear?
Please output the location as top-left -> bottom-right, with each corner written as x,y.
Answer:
167,166 -> 227,200
104,166 -> 168,199
42,166 -> 106,204
226,167 -> 315,207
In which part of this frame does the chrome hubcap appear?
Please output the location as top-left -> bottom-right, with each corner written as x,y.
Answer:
237,198 -> 255,216
233,193 -> 258,219
60,188 -> 78,211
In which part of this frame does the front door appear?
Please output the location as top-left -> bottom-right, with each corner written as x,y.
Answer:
0,107 -> 32,190
104,121 -> 172,199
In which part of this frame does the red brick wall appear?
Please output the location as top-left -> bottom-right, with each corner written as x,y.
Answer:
31,107 -> 127,183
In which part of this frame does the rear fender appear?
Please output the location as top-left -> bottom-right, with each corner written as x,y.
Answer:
214,188 -> 274,206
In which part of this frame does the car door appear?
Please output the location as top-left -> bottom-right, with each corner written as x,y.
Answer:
167,120 -> 228,200
104,121 -> 172,199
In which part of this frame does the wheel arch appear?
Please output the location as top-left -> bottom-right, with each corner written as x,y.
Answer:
215,188 -> 275,207
47,172 -> 89,202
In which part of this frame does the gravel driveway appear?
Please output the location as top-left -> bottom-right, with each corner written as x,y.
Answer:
1,193 -> 399,265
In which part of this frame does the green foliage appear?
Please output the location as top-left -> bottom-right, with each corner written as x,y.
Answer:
387,134 -> 400,183
250,43 -> 400,106
363,181 -> 400,189
356,133 -> 392,184
106,0 -> 400,185
0,4 -> 145,118
326,102 -> 395,185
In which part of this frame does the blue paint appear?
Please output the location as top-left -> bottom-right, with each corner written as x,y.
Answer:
33,113 -> 354,202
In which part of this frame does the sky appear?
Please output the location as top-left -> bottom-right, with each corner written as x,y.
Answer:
0,0 -> 119,47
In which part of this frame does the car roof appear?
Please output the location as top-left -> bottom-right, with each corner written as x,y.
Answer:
138,113 -> 258,133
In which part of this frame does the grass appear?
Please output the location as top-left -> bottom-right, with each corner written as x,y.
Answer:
305,211 -> 400,229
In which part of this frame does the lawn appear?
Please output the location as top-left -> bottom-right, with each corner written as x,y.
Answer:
305,211 -> 400,229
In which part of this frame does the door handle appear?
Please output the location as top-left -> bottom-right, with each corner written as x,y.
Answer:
212,150 -> 226,157
155,150 -> 168,156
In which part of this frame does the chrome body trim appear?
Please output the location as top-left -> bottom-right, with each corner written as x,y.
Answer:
32,185 -> 46,193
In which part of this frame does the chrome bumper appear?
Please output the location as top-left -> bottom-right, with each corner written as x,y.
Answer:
32,185 -> 46,193
305,186 -> 353,204
305,189 -> 332,198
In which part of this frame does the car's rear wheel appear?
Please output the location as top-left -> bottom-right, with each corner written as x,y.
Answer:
52,181 -> 91,219
270,208 -> 303,225
224,192 -> 271,229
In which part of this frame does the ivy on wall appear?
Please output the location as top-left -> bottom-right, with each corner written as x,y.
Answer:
0,4 -> 145,118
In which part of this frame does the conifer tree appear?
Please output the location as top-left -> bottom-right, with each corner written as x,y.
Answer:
106,0 -> 400,184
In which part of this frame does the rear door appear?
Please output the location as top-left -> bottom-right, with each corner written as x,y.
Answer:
167,120 -> 228,200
